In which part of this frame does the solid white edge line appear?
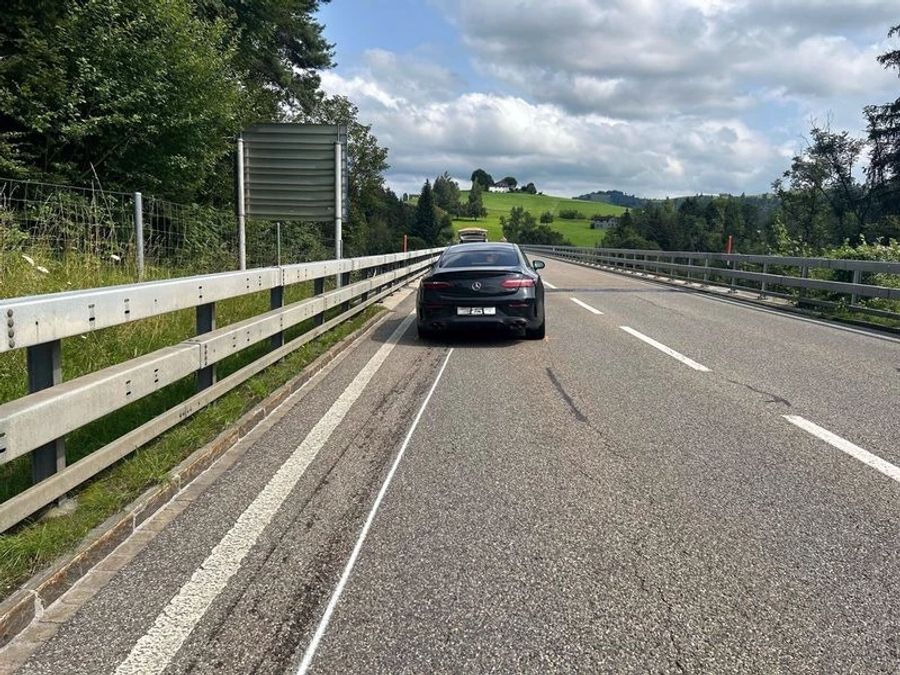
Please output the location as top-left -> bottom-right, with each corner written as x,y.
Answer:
619,326 -> 710,372
570,297 -> 603,315
297,348 -> 455,674
115,313 -> 417,675
783,415 -> 900,485
542,280 -> 557,289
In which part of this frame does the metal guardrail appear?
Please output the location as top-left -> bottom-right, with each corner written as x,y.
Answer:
524,245 -> 900,318
0,249 -> 442,532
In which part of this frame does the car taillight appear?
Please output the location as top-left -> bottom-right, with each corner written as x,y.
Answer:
423,280 -> 452,289
501,277 -> 535,288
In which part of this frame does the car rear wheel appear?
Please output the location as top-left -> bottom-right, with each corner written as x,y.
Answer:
525,319 -> 545,340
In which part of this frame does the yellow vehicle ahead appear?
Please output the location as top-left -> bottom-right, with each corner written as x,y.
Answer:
457,227 -> 488,243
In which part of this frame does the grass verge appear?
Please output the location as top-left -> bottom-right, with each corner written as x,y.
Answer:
0,304 -> 384,600
454,191 -> 624,246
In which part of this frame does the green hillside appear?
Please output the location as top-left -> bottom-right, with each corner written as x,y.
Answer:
455,192 -> 625,246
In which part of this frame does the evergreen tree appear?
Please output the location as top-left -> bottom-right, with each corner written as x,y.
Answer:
433,171 -> 462,215
414,180 -> 438,243
467,180 -> 486,219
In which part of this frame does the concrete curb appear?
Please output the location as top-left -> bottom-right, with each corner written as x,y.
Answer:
0,303 -> 398,649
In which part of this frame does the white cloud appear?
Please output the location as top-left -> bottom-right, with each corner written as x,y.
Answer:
323,64 -> 788,198
440,0 -> 896,119
323,1 -> 899,197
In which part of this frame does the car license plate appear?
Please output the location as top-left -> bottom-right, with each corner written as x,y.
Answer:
457,307 -> 496,316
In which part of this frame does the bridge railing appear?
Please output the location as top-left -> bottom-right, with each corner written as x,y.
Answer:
525,245 -> 900,320
0,248 -> 442,532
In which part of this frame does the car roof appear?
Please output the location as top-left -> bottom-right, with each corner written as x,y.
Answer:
446,242 -> 517,250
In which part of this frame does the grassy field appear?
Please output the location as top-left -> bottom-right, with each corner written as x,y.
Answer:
0,249 -> 385,599
455,192 -> 625,246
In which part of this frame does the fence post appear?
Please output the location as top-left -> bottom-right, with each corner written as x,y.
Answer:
133,192 -> 144,280
703,257 -> 710,284
27,341 -> 66,487
729,258 -> 737,293
276,222 -> 282,267
851,269 -> 861,306
196,303 -> 216,391
759,263 -> 768,299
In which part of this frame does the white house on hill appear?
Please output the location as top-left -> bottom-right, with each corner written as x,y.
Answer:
489,181 -> 514,193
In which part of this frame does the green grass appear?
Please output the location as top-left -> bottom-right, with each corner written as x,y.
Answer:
0,297 -> 384,599
0,249 -> 386,598
455,192 -> 625,246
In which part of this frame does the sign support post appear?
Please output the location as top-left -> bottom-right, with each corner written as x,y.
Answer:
335,141 -> 343,287
237,135 -> 247,270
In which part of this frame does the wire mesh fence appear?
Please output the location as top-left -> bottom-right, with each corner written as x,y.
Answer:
0,178 -> 345,290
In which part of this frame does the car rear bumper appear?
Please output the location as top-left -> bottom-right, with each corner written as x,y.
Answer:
417,299 -> 542,332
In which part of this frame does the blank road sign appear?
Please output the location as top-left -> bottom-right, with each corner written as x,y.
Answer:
242,123 -> 349,221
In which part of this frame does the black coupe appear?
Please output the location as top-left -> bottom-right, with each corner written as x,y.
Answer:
416,242 -> 546,339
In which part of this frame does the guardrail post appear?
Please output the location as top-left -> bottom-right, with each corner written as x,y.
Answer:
729,258 -> 737,294
341,271 -> 352,312
27,340 -> 66,486
703,257 -> 710,284
314,277 -> 325,326
687,256 -> 693,282
196,303 -> 216,391
759,263 -> 769,299
798,265 -> 809,306
270,283 -> 284,351
851,269 -> 861,306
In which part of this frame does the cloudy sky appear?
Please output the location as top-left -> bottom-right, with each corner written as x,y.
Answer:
317,1 -> 898,198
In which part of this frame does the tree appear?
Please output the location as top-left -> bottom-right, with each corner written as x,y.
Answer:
0,0 -> 244,201
466,180 -> 487,219
523,182 -> 538,194
305,95 -> 407,255
414,180 -> 439,244
501,206 -> 570,245
539,211 -> 554,224
866,23 -> 900,218
433,171 -> 462,216
501,176 -> 518,188
771,124 -> 872,251
194,0 -> 333,118
471,168 -> 494,190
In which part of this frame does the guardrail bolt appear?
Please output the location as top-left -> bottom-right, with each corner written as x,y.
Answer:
8,339 -> 14,348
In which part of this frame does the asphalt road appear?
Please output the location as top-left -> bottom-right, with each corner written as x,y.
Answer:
5,258 -> 900,674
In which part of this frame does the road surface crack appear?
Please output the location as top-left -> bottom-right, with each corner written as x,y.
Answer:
727,379 -> 791,407
631,550 -> 688,674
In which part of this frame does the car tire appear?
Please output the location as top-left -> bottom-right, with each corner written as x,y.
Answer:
417,322 -> 435,340
525,318 -> 545,340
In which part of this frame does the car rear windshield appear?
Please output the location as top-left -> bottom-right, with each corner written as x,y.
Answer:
440,248 -> 519,268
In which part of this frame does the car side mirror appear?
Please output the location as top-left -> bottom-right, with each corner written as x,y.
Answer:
533,260 -> 546,270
